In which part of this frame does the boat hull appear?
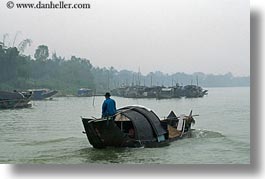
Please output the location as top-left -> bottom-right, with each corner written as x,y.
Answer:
0,91 -> 32,109
81,106 -> 194,149
82,118 -> 140,148
82,118 -> 192,148
30,89 -> 58,100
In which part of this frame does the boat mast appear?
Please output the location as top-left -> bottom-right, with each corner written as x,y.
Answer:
107,70 -> 110,91
137,66 -> 140,86
150,75 -> 153,87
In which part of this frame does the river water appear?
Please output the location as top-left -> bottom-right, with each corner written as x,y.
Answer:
0,87 -> 250,164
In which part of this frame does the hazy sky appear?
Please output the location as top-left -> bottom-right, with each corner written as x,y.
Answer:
0,0 -> 249,76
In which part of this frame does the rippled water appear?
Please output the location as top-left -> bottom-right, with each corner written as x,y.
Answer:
0,87 -> 250,164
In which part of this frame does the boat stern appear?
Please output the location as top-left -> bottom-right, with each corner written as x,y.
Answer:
81,118 -> 126,148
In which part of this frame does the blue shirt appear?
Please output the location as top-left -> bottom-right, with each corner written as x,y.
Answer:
102,98 -> 117,117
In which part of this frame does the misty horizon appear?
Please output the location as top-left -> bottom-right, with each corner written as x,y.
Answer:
0,37 -> 249,78
0,0 -> 249,77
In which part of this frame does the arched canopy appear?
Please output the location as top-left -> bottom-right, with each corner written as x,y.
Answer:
117,105 -> 167,141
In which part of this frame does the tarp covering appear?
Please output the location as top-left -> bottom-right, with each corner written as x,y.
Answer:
118,106 -> 167,141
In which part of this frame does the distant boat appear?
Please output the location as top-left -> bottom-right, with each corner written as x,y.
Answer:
0,90 -> 32,109
156,87 -> 174,99
111,85 -> 207,99
77,88 -> 93,97
183,85 -> 208,98
28,89 -> 58,100
81,105 -> 196,148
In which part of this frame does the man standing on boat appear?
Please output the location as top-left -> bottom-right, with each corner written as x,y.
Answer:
102,92 -> 117,120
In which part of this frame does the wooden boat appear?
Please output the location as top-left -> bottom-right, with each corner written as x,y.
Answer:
0,90 -> 32,109
81,105 -> 196,148
184,85 -> 208,98
111,85 -> 207,99
156,87 -> 175,99
77,88 -> 93,97
28,89 -> 58,100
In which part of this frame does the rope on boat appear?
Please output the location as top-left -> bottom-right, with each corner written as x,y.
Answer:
13,99 -> 22,108
180,120 -> 186,137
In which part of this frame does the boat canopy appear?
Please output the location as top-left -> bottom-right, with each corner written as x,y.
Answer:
0,91 -> 24,100
117,106 -> 167,141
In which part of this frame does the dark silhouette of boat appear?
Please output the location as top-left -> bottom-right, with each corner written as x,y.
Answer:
28,89 -> 58,100
81,105 -> 196,148
0,90 -> 32,109
111,84 -> 207,99
183,85 -> 208,98
156,87 -> 175,99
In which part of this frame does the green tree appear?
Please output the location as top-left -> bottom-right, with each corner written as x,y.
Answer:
34,45 -> 49,61
18,39 -> 32,54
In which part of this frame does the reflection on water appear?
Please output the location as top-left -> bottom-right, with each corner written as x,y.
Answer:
79,147 -> 128,164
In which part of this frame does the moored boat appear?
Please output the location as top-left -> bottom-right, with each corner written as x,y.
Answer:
111,85 -> 207,99
183,85 -> 207,98
28,89 -> 58,100
0,90 -> 32,109
81,105 -> 196,148
77,88 -> 93,97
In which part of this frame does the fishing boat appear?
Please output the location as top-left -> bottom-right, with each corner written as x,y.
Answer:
0,90 -> 32,109
111,85 -> 207,99
28,89 -> 58,100
183,85 -> 208,98
77,88 -> 93,97
81,105 -> 196,148
156,87 -> 175,99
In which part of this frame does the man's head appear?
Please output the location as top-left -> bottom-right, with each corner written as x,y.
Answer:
104,92 -> 111,98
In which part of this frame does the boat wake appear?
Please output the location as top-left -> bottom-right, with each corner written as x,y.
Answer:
190,129 -> 225,139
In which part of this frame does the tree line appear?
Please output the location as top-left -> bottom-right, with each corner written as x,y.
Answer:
0,44 -> 249,95
0,45 -> 95,95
